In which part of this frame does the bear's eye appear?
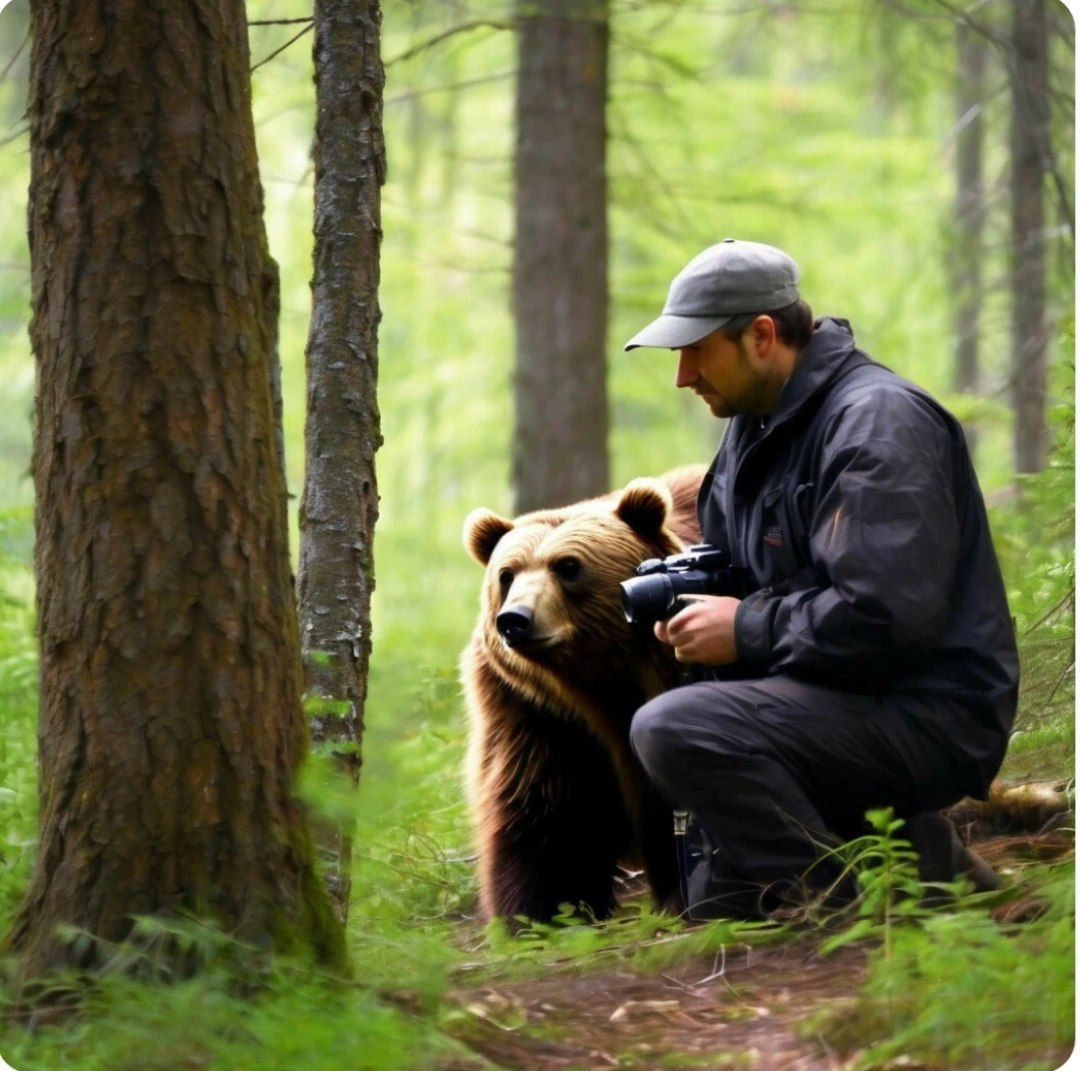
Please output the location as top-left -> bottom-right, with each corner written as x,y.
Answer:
552,557 -> 581,582
498,568 -> 514,591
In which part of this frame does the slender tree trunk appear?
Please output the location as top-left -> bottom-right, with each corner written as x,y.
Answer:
512,0 -> 609,513
1009,0 -> 1051,474
8,0 -> 343,979
296,0 -> 385,922
952,23 -> 987,452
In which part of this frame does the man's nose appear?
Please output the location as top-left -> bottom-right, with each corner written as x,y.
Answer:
674,350 -> 696,389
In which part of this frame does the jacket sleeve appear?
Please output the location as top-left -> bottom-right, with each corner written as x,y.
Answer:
733,390 -> 961,680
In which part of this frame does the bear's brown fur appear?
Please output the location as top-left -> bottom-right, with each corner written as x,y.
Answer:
460,466 -> 705,924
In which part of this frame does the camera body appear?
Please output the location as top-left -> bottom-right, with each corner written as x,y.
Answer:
620,543 -> 750,625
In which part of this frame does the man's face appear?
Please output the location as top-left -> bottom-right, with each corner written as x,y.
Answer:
675,328 -> 771,418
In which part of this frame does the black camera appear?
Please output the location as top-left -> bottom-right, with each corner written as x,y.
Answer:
620,544 -> 748,625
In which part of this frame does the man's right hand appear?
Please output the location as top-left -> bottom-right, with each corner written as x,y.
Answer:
654,595 -> 741,666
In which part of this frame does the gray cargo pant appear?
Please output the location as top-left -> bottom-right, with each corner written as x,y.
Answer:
629,675 -> 985,917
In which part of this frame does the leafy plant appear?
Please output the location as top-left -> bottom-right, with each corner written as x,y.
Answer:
818,808 -> 939,958
812,864 -> 1074,1070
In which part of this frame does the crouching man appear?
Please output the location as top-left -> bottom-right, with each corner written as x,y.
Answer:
625,239 -> 1017,917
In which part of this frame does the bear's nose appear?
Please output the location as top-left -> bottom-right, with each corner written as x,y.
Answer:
497,606 -> 534,648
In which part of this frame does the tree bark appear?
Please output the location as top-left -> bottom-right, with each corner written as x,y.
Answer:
512,0 -> 609,514
951,23 -> 987,451
296,0 -> 385,922
1009,0 -> 1051,474
8,0 -> 343,978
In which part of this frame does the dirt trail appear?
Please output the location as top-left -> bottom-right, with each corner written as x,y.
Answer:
446,940 -> 866,1070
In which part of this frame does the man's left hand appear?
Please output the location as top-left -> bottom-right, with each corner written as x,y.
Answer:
653,595 -> 741,666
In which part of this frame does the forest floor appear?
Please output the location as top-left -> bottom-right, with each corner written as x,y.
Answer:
443,938 -> 867,1071
437,830 -> 1074,1071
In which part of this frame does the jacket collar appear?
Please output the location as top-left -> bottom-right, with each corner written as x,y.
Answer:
771,317 -> 867,423
732,317 -> 869,446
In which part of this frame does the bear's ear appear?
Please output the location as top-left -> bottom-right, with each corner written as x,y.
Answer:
463,508 -> 515,565
615,478 -> 673,538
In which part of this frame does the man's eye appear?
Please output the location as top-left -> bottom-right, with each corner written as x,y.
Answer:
553,557 -> 581,581
498,568 -> 514,589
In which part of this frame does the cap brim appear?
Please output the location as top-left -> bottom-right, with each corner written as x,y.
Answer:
623,313 -> 734,351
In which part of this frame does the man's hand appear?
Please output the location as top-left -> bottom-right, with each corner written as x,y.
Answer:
653,595 -> 741,666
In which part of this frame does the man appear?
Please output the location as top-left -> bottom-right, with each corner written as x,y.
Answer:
624,239 -> 1018,917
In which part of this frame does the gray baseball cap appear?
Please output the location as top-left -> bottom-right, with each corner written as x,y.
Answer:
624,239 -> 801,351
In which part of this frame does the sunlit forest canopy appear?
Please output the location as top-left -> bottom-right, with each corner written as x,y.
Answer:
0,0 -> 1073,526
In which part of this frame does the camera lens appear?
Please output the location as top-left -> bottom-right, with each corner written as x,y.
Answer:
620,574 -> 676,624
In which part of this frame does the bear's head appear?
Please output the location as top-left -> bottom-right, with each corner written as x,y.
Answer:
462,479 -> 686,697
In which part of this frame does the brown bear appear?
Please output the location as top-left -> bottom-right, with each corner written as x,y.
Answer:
460,467 -> 705,924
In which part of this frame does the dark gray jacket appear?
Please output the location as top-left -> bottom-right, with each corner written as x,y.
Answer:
699,318 -> 1019,795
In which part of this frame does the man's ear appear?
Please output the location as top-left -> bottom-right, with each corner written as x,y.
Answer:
463,508 -> 514,565
615,478 -> 672,538
750,313 -> 776,356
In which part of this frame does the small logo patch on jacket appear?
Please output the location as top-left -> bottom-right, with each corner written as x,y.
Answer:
764,525 -> 785,547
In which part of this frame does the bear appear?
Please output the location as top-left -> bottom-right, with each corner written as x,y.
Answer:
459,466 -> 705,925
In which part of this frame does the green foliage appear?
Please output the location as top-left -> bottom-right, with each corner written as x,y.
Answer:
0,507 -> 36,931
813,864 -> 1074,1070
818,808 -> 934,958
806,810 -> 1074,1068
992,341 -> 1075,781
477,898 -> 782,984
1,938 -> 463,1071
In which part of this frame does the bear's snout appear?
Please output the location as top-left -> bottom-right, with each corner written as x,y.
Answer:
496,605 -> 534,648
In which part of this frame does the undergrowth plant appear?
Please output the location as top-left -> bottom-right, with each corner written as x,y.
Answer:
819,808 -> 942,958
812,863 -> 1074,1070
0,506 -> 36,930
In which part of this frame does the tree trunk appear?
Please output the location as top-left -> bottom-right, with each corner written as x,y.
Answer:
512,0 -> 609,514
951,23 -> 987,451
296,0 -> 385,922
8,0 -> 343,979
1009,0 -> 1051,474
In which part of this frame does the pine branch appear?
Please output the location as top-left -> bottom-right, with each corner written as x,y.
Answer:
0,124 -> 28,148
1,29 -> 28,84
386,70 -> 515,105
250,21 -> 314,73
386,19 -> 513,67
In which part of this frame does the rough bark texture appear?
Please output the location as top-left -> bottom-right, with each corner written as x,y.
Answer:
296,0 -> 384,921
512,0 -> 609,514
9,0 -> 343,978
951,23 -> 987,451
1009,0 -> 1051,474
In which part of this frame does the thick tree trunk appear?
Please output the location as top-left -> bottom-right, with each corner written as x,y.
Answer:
1009,0 -> 1051,474
952,23 -> 987,451
512,0 -> 609,514
8,0 -> 343,978
296,0 -> 384,921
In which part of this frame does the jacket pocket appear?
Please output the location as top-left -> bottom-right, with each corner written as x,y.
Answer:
758,484 -> 802,581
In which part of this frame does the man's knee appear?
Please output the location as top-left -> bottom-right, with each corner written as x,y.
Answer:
629,693 -> 681,776
630,683 -> 755,782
